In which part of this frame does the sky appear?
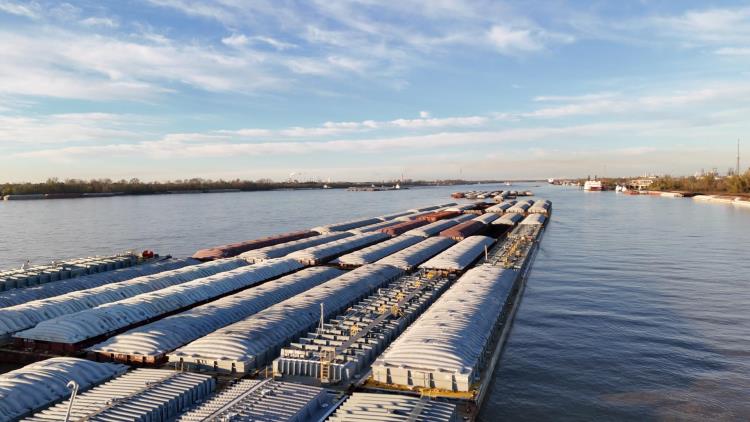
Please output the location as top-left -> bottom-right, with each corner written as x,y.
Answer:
0,0 -> 749,182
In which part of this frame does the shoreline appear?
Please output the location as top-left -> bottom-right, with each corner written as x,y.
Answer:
614,190 -> 750,208
1,180 -> 546,202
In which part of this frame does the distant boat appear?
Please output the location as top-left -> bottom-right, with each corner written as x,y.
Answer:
584,180 -> 603,191
505,181 -> 512,186
323,184 -> 330,189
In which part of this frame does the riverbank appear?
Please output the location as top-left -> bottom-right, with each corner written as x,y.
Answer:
692,194 -> 750,207
616,189 -> 750,208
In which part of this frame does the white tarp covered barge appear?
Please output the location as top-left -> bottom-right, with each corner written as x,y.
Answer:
168,264 -> 404,374
0,357 -> 127,421
0,259 -> 247,342
14,259 -> 303,349
371,266 -> 517,392
87,267 -> 344,364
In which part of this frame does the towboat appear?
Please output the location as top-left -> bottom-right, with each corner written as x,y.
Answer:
584,180 -> 603,191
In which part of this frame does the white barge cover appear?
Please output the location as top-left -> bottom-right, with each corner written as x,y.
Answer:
0,358 -> 127,421
168,264 -> 404,373
472,213 -> 500,224
23,369 -> 214,422
16,258 -> 303,345
529,199 -> 552,214
506,201 -> 532,214
239,232 -> 352,263
371,266 -> 517,392
377,237 -> 456,270
338,235 -> 423,267
176,379 -> 334,422
419,235 -> 496,273
87,267 -> 343,360
0,258 -> 195,309
404,214 -> 474,238
492,212 -> 524,226
328,393 -> 458,422
520,213 -> 547,225
0,259 -> 246,338
485,200 -> 515,214
311,217 -> 382,233
287,232 -> 389,265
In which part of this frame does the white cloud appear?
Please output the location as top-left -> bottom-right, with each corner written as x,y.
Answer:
221,33 -> 248,47
487,25 -> 573,54
715,47 -> 750,56
0,112 -> 143,146
390,116 -> 488,128
220,128 -> 273,137
488,25 -> 542,53
249,36 -> 296,50
533,92 -> 619,102
0,28 -> 287,100
146,0 -> 235,24
653,7 -> 750,44
326,56 -> 369,74
214,113 -> 492,139
419,111 -> 431,118
525,84 -> 750,119
148,0 -> 576,73
80,17 -> 119,28
0,0 -> 39,19
17,121 -> 652,160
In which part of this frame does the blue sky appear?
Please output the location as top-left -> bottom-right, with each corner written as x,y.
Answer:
0,0 -> 749,182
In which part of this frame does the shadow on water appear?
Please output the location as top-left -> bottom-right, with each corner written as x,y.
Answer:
479,187 -> 750,421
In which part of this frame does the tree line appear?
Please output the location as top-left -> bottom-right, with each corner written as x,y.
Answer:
649,171 -> 750,194
0,178 -> 479,197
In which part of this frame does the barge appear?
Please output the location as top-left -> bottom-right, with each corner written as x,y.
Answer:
0,198 -> 550,421
362,211 -> 549,420
0,252 -> 157,293
86,267 -> 344,365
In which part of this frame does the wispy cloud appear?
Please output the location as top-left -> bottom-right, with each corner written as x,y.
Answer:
488,25 -> 543,53
18,121 -> 657,161
219,113 -> 491,138
533,92 -> 619,102
0,0 -> 40,19
0,112 -> 145,146
651,7 -> 750,45
80,16 -> 118,28
0,27 -> 287,100
486,25 -> 573,54
524,83 -> 750,119
221,33 -> 248,47
715,47 -> 750,56
249,35 -> 297,51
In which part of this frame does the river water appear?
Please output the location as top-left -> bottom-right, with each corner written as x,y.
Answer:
1,184 -> 748,420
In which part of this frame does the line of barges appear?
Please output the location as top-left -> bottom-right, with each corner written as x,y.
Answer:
0,195 -> 550,421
